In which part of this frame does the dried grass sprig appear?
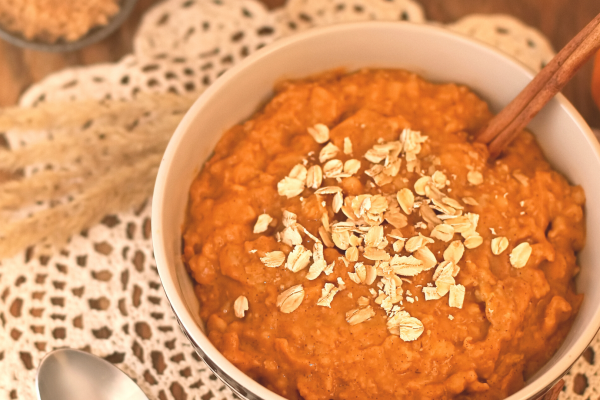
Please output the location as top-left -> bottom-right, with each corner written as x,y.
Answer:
0,92 -> 195,132
0,106 -> 189,171
0,91 -> 201,258
0,119 -> 177,171
0,169 -> 84,209
0,153 -> 162,256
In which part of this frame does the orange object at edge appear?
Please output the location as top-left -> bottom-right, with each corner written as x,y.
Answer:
592,49 -> 600,110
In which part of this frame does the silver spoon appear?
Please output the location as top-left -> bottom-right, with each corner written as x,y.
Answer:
36,348 -> 149,400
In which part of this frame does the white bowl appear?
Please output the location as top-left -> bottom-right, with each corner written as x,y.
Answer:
152,21 -> 600,400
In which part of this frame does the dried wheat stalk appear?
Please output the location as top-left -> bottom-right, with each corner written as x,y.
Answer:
0,92 -> 198,258
0,92 -> 195,132
0,153 -> 162,256
0,112 -> 183,172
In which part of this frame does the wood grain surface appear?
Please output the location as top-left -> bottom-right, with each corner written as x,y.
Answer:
0,0 -> 598,128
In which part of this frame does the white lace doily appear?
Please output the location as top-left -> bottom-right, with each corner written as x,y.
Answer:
3,1 -> 593,399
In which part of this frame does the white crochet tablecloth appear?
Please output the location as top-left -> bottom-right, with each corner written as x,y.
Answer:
0,0 -> 595,399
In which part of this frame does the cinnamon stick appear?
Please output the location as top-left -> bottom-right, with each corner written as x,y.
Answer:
476,13 -> 600,157
486,18 -> 600,158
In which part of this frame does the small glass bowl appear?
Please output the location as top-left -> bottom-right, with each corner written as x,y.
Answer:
0,0 -> 138,52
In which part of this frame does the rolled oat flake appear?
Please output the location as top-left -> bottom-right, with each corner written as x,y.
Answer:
234,296 -> 249,318
277,284 -> 305,313
510,242 -> 532,268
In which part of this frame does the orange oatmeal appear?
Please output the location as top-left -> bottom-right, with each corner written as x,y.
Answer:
182,69 -> 585,400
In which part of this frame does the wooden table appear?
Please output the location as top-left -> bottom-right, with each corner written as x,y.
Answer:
1,0 -> 599,128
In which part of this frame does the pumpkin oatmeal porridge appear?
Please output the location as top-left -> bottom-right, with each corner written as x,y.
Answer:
182,69 -> 585,400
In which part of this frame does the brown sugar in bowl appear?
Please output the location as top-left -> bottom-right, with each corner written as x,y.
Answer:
0,0 -> 138,52
152,22 -> 600,400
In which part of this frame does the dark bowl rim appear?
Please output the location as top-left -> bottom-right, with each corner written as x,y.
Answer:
0,0 -> 138,52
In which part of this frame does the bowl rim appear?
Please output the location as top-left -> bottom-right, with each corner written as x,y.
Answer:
0,0 -> 138,53
152,20 -> 600,400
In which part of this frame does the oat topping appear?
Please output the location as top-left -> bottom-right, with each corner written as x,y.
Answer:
269,124 -> 521,339
414,176 -> 431,195
332,191 -> 344,213
442,197 -> 464,210
387,310 -> 424,341
317,283 -> 340,307
396,188 -> 414,215
464,235 -> 483,249
289,164 -> 308,181
462,197 -> 479,206
491,237 -> 509,255
253,214 -> 273,234
306,165 -> 323,189
277,176 -> 305,198
357,296 -> 370,307
286,245 -> 312,272
348,262 -> 377,285
414,247 -> 437,270
513,170 -> 529,186
323,159 -> 344,178
443,240 -> 464,263
432,170 -> 447,189
392,239 -> 405,252
390,255 -> 424,276
405,233 -> 434,253
332,230 -> 351,250
346,306 -> 376,326
349,234 -> 362,248
280,223 -> 303,247
260,251 -> 286,268
364,147 -> 389,164
306,243 -> 327,280
344,159 -> 361,175
435,267 -> 455,296
449,284 -> 465,309
301,225 -> 321,244
343,137 -> 353,155
432,260 -> 457,295
277,284 -> 305,313
467,170 -> 484,185
510,242 -> 532,268
345,246 -> 359,262
315,186 -> 342,195
386,213 -> 409,229
401,129 -> 428,173
420,203 -> 442,226
307,123 -> 330,144
319,142 -> 340,163
282,210 -> 297,227
364,226 -> 384,247
234,295 -> 249,318
422,287 -> 442,300
317,261 -> 332,276
431,224 -> 454,242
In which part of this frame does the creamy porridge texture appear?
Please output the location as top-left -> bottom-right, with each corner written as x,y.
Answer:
182,69 -> 585,400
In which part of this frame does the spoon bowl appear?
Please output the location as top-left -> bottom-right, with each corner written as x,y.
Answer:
36,348 -> 148,400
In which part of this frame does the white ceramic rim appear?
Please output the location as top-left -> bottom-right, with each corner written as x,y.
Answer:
152,21 -> 600,400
